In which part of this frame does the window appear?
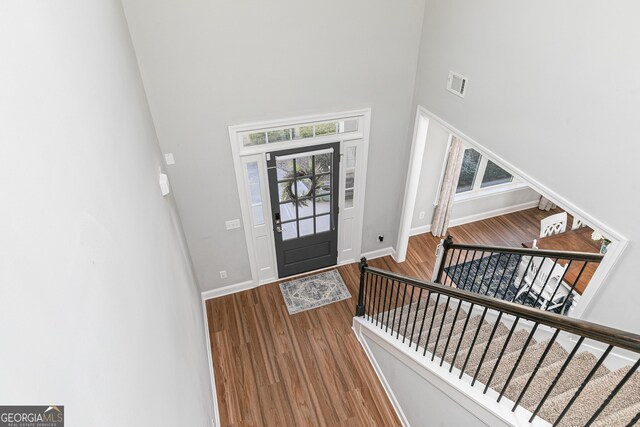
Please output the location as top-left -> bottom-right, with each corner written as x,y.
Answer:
456,148 -> 513,194
241,118 -> 359,147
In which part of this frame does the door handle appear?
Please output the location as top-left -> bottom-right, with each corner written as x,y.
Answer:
276,226 -> 282,233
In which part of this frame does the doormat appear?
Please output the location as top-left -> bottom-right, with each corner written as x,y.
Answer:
279,269 -> 351,315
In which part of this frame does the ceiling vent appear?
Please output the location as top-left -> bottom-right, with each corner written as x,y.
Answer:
447,71 -> 467,98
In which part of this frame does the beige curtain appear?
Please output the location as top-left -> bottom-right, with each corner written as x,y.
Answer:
431,136 -> 465,237
538,196 -> 556,211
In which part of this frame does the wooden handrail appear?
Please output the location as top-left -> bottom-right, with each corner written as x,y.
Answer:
364,266 -> 640,353
445,242 -> 605,262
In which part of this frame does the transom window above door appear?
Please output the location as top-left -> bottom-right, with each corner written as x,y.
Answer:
241,118 -> 359,147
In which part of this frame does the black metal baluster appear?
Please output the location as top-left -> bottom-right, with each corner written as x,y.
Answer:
483,253 -> 502,296
396,282 -> 408,339
423,293 -> 442,356
432,295 -> 453,361
402,285 -> 416,343
363,271 -> 371,321
442,248 -> 456,287
558,261 -> 588,314
545,259 -> 573,311
512,256 -> 535,301
512,329 -> 561,411
367,272 -> 376,322
497,323 -> 539,402
374,274 -> 383,326
552,345 -> 613,427
460,307 -> 489,379
520,256 -> 545,306
468,251 -> 485,293
415,291 -> 435,352
474,252 -> 493,294
484,317 -> 520,393
441,298 -> 463,367
501,254 -> 521,302
460,250 -> 474,290
625,411 -> 640,427
409,288 -> 424,346
584,357 -> 640,426
379,277 -> 391,330
471,312 -> 504,386
450,249 -> 464,288
387,280 -> 401,334
532,258 -> 559,308
492,253 -> 512,299
529,336 -> 585,422
450,303 -> 476,373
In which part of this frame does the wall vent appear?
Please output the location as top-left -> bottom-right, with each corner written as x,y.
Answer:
447,71 -> 467,98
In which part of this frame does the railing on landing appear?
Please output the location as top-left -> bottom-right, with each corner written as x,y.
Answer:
355,258 -> 640,427
432,235 -> 604,315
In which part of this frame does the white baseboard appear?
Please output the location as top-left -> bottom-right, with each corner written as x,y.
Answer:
201,280 -> 254,301
361,246 -> 396,261
409,201 -> 539,238
409,224 -> 432,237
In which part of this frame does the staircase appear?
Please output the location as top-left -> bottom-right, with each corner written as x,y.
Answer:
355,259 -> 640,427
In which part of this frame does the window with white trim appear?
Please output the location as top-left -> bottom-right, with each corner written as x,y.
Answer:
456,147 -> 514,194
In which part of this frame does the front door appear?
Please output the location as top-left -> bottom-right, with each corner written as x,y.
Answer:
267,142 -> 340,278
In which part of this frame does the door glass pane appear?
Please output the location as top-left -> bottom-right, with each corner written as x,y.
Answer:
296,179 -> 313,198
295,156 -> 312,175
342,119 -> 358,133
276,158 -> 294,181
243,132 -> 267,146
299,218 -> 314,237
345,189 -> 354,208
292,126 -> 314,140
246,162 -> 264,226
481,160 -> 513,188
279,181 -> 295,202
345,171 -> 355,189
281,221 -> 297,241
314,153 -> 332,174
316,215 -> 330,233
297,199 -> 314,218
316,175 -> 330,195
456,148 -> 481,193
280,202 -> 296,221
316,196 -> 330,215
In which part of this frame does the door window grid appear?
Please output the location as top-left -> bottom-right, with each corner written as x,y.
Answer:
276,154 -> 332,241
242,119 -> 358,147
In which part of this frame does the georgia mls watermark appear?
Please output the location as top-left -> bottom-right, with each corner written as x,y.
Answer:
0,406 -> 64,427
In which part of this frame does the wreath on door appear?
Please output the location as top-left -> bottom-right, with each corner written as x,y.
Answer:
281,169 -> 322,207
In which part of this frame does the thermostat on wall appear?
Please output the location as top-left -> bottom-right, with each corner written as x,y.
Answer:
447,71 -> 468,98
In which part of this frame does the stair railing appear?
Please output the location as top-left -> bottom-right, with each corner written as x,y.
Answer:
355,258 -> 640,426
433,235 -> 604,314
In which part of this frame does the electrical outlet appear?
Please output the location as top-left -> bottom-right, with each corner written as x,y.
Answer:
225,219 -> 241,230
419,211 -> 425,220
378,234 -> 384,242
164,153 -> 175,165
219,270 -> 227,279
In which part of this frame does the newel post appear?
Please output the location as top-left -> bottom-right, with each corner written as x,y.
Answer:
356,257 -> 368,316
434,235 -> 454,283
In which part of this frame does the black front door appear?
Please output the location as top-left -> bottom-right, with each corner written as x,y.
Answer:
267,142 -> 340,278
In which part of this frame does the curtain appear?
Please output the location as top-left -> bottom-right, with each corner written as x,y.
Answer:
538,196 -> 556,211
431,136 -> 465,237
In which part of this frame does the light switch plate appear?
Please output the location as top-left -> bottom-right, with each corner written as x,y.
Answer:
225,219 -> 241,230
164,153 -> 175,165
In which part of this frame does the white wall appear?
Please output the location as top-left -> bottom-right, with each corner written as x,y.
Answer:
410,121 -> 540,233
413,0 -> 640,332
120,0 -> 426,291
0,1 -> 214,425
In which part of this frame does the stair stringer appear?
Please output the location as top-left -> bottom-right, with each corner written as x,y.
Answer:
353,316 -> 552,427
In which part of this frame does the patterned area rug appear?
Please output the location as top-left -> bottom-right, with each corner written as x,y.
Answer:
280,270 -> 351,315
444,254 -> 573,314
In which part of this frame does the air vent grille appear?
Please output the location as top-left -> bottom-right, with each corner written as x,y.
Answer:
447,71 -> 467,98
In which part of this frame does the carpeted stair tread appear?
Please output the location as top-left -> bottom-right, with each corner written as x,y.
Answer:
382,298 -> 436,332
429,315 -> 484,359
504,351 -> 610,410
458,329 -> 532,377
447,322 -> 510,370
474,340 -> 568,391
592,401 -> 640,427
539,367 -> 640,426
411,306 -> 467,349
441,320 -> 500,365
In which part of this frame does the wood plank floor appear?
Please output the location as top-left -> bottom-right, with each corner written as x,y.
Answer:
205,207 -> 565,426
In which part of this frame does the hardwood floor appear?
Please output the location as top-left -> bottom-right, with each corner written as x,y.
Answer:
205,207 -> 565,426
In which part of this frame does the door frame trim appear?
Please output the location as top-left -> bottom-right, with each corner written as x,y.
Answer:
228,108 -> 371,288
